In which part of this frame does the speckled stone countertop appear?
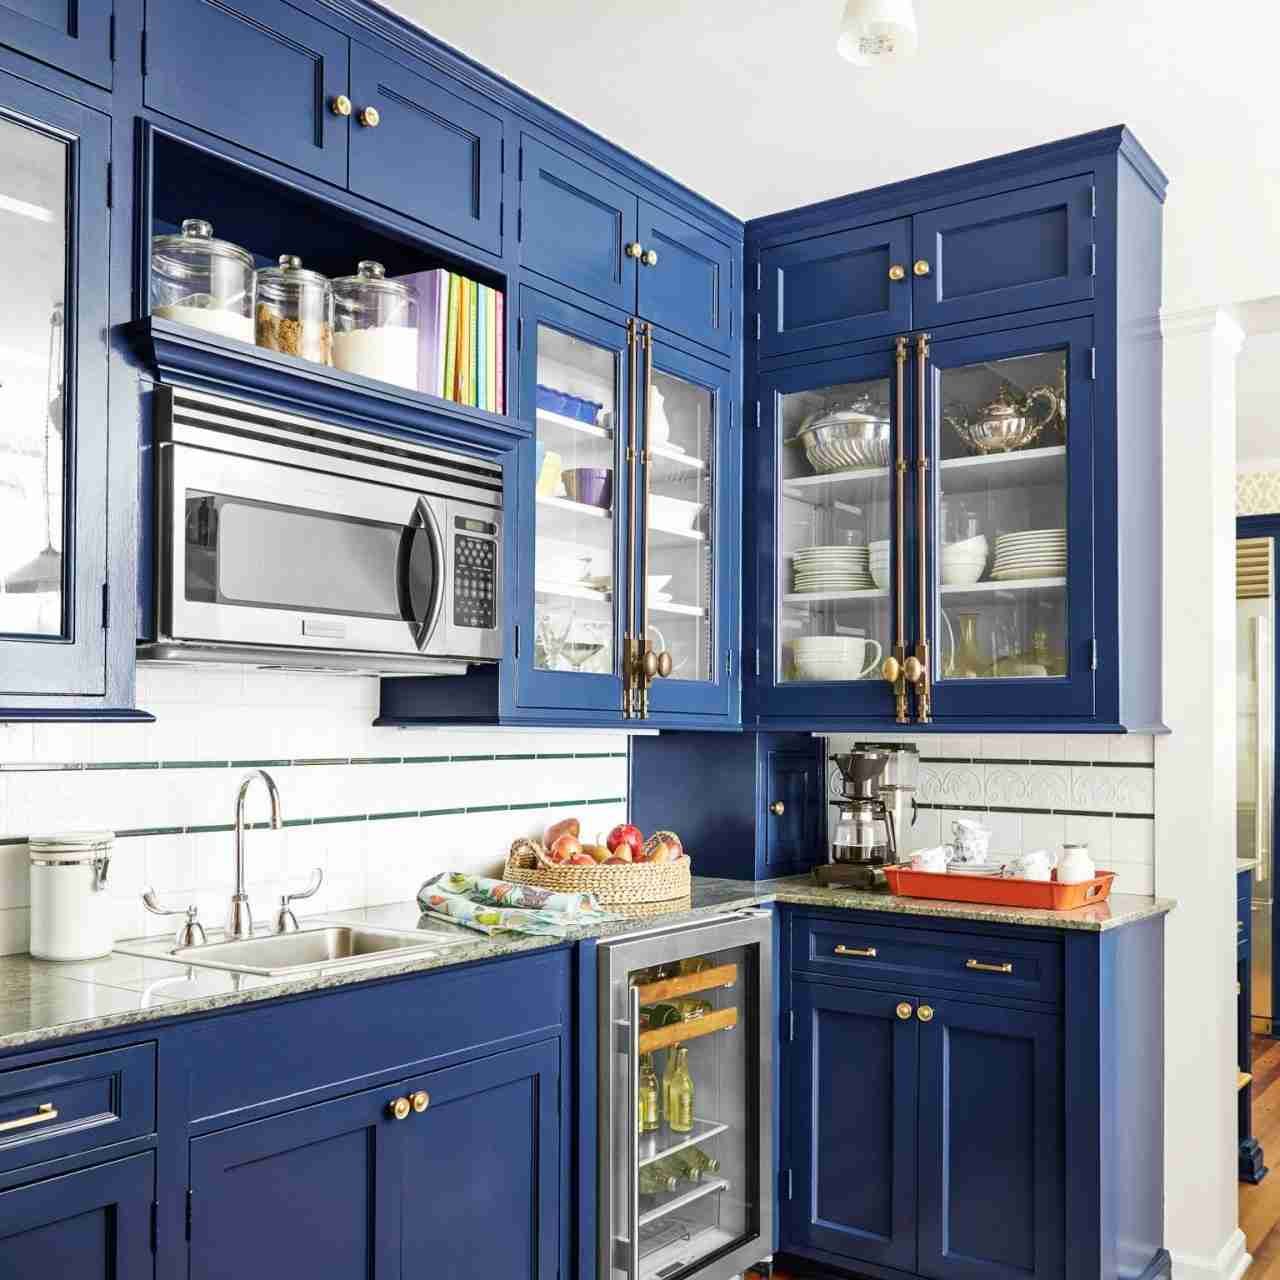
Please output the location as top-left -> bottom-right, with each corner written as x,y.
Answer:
0,875 -> 1172,1053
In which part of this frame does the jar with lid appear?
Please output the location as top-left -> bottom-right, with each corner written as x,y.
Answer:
255,255 -> 333,365
332,260 -> 419,389
28,832 -> 113,961
151,219 -> 256,343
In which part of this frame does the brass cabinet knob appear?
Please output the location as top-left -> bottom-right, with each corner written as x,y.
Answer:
358,105 -> 381,128
625,242 -> 643,259
913,259 -> 931,277
888,263 -> 906,282
896,1002 -> 913,1020
642,650 -> 659,680
388,1096 -> 411,1121
769,801 -> 785,816
917,1005 -> 934,1022
330,94 -> 352,117
410,1090 -> 430,1114
903,655 -> 923,684
656,651 -> 673,678
881,655 -> 901,684
642,249 -> 659,267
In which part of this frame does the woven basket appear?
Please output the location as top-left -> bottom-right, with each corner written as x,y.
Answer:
504,838 -> 692,906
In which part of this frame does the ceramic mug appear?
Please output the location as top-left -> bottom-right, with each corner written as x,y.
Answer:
950,819 -> 991,864
1006,848 -> 1057,882
1057,843 -> 1096,884
910,846 -> 947,873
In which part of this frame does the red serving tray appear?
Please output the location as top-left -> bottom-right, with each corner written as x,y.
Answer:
882,866 -> 1116,911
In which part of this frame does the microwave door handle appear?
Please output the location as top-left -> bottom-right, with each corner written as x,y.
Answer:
405,497 -> 447,651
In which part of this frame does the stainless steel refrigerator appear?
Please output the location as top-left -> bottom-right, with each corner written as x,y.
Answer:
1239,536 -> 1275,1033
598,911 -> 773,1280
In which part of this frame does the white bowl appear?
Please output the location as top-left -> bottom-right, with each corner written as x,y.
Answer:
870,563 -> 891,589
648,494 -> 701,531
945,534 -> 988,556
941,562 -> 985,586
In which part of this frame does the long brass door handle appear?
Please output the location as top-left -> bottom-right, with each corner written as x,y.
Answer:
913,333 -> 932,724
966,959 -> 1013,974
0,1103 -> 58,1134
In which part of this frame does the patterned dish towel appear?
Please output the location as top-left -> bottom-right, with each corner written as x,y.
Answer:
417,872 -> 620,937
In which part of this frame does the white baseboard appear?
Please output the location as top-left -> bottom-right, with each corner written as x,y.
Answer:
1171,1228 -> 1250,1280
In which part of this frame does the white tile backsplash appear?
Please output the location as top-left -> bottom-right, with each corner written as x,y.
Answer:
0,668 -> 630,956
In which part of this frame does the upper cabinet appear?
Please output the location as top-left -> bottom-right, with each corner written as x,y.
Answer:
0,0 -> 113,89
519,135 -> 737,357
0,70 -> 115,713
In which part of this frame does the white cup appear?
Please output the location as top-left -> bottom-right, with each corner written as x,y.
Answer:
950,819 -> 991,864
1057,844 -> 1096,884
909,846 -> 947,873
1007,848 -> 1057,881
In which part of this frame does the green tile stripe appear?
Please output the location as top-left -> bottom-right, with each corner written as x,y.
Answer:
0,796 -> 629,845
0,751 -> 627,774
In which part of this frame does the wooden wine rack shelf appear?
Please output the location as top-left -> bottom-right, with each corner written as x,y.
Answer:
639,1006 -> 738,1054
634,963 -> 738,1004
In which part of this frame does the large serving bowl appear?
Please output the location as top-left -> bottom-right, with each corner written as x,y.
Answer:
789,406 -> 891,474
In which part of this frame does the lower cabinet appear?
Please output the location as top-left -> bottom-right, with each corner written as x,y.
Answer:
0,1151 -> 154,1277
190,1040 -> 561,1280
788,979 -> 1063,1280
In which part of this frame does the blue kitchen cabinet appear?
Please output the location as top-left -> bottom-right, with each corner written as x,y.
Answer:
911,174 -> 1096,330
0,1152 -> 154,1278
144,1 -> 351,186
0,71 -> 118,713
758,219 -> 912,358
636,200 -> 735,356
348,43 -> 504,256
0,0 -> 112,88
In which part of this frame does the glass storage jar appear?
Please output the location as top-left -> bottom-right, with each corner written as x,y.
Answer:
254,255 -> 333,365
331,260 -> 419,389
151,218 -> 256,343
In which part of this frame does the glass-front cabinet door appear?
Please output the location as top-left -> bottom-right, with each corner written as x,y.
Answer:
926,319 -> 1095,720
0,72 -> 111,703
756,348 -> 910,721
514,288 -> 633,713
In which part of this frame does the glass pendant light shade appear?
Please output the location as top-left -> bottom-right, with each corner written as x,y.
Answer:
837,0 -> 918,65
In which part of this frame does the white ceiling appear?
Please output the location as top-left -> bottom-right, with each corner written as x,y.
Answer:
388,0 -> 1280,316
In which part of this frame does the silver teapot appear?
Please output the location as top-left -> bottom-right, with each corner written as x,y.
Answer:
945,381 -> 1063,455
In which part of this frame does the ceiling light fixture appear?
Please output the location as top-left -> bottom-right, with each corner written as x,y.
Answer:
837,0 -> 918,65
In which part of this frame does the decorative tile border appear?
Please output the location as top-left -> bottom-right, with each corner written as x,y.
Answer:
0,751 -> 627,774
917,802 -> 1154,821
918,756 -> 1154,770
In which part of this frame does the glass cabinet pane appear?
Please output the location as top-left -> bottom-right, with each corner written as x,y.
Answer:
644,369 -> 713,683
0,116 -> 67,638
777,377 -> 893,684
935,348 -> 1067,680
532,323 -> 620,677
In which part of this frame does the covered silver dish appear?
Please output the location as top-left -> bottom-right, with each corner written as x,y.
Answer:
787,398 -> 891,473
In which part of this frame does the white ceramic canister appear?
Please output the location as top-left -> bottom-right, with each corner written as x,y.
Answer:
28,832 -> 114,961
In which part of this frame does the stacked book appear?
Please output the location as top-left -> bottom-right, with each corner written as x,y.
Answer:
402,269 -> 505,414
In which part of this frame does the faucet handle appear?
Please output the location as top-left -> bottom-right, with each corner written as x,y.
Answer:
273,868 -> 323,935
142,888 -> 207,949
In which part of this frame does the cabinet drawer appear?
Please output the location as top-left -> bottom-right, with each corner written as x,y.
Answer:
0,1044 -> 155,1176
794,915 -> 1061,1005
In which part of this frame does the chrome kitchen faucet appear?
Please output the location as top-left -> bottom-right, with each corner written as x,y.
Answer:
228,770 -> 283,940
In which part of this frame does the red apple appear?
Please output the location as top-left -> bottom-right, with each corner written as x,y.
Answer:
549,833 -> 583,863
569,852 -> 597,867
544,817 -> 581,847
607,824 -> 644,860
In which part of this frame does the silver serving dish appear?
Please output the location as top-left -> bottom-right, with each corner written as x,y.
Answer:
788,403 -> 891,474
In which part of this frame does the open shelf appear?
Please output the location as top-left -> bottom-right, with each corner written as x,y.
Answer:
635,964 -> 738,1003
536,409 -> 705,476
783,587 -> 888,606
536,496 -> 705,546
638,1117 -> 730,1168
783,465 -> 890,505
639,1222 -> 737,1276
534,581 -> 706,620
638,1006 -> 737,1054
638,1177 -> 729,1228
940,576 -> 1066,597
938,446 -> 1066,495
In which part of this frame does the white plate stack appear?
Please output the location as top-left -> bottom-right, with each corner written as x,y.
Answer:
992,529 -> 1067,581
792,544 -> 873,593
869,539 -> 891,590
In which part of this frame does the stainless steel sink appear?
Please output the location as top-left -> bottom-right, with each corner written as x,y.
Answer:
168,924 -> 467,977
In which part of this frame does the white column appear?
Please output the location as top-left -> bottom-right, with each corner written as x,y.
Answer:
1156,306 -> 1247,1280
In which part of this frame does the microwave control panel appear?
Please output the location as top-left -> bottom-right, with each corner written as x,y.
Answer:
453,519 -> 498,630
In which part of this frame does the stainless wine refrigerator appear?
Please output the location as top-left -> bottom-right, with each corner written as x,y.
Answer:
597,910 -> 774,1280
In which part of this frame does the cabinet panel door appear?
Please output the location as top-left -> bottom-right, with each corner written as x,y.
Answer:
758,219 -> 911,357
637,200 -> 734,355
787,980 -> 917,1272
912,174 -> 1096,328
144,0 -> 350,186
189,1085 -> 398,1280
349,43 -> 503,255
0,1152 -> 153,1278
519,135 -> 638,312
917,999 -> 1063,1280
0,72 -> 110,701
0,0 -> 111,87
762,741 -> 823,876
400,1041 -> 560,1279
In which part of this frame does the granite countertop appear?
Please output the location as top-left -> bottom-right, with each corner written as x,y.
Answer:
0,876 -> 1173,1054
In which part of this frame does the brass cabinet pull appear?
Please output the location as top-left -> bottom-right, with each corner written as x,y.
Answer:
888,263 -> 906,282
642,249 -> 659,267
913,259 -> 931,276
357,105 -> 381,128
966,958 -> 1013,975
410,1090 -> 430,1113
625,241 -> 643,259
895,1002 -> 913,1020
330,94 -> 352,117
622,318 -> 640,718
388,1096 -> 411,1121
917,1004 -> 934,1022
769,801 -> 786,816
834,945 -> 876,958
638,322 -> 655,717
0,1103 -> 58,1134
887,336 -> 909,722
913,333 -> 932,723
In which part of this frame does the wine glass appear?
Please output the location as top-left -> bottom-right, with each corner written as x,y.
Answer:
535,608 -> 573,671
561,618 -> 609,673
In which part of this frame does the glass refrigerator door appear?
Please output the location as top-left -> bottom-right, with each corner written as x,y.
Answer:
600,913 -> 772,1280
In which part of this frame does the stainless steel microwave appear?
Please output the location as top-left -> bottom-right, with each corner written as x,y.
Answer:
139,387 -> 503,675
